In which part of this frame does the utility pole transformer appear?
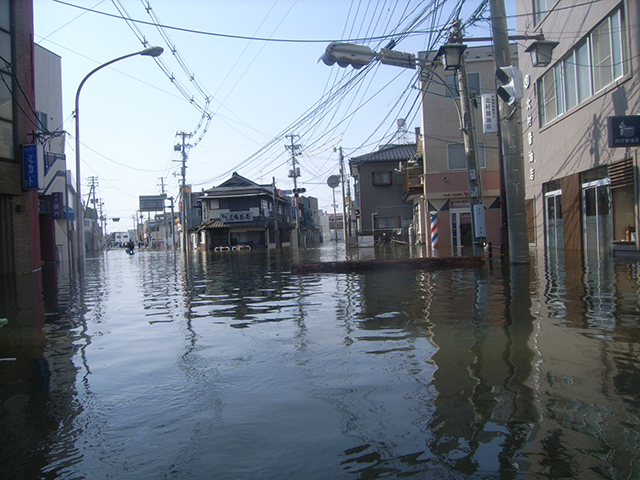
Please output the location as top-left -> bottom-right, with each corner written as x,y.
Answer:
490,0 -> 530,264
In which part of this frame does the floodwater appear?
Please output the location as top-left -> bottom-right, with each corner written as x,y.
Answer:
1,244 -> 639,479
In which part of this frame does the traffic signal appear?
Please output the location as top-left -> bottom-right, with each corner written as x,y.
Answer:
495,65 -> 524,106
293,188 -> 306,196
319,42 -> 375,69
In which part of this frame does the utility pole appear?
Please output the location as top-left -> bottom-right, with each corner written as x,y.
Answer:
175,132 -> 192,252
169,196 -> 175,250
338,147 -> 348,248
272,177 -> 279,248
285,134 -> 301,248
490,0 -> 530,264
158,177 -> 167,249
449,21 -> 486,256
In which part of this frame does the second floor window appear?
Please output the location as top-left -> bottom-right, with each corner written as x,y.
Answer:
539,8 -> 626,126
373,171 -> 392,186
447,142 -> 486,170
445,72 -> 481,98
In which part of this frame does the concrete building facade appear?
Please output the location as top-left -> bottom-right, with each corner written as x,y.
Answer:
35,44 -> 76,269
516,0 -> 640,259
418,45 -> 518,255
350,143 -> 417,244
0,0 -> 39,276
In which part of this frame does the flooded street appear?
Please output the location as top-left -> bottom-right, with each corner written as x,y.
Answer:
1,245 -> 639,479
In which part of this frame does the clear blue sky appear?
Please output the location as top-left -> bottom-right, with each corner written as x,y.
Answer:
34,0 -> 513,230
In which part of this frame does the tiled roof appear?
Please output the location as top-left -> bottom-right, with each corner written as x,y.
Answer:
350,143 -> 418,165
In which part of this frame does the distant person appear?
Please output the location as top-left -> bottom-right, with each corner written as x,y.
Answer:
126,239 -> 135,254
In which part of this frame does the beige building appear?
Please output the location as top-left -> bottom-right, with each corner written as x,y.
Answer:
417,45 -> 518,255
516,0 -> 640,259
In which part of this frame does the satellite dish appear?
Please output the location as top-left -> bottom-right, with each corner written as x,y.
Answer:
327,175 -> 340,188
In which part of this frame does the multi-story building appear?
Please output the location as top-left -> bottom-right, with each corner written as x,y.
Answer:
35,44 -> 76,268
516,0 -> 640,259
0,0 -> 40,276
195,172 -> 294,250
416,44 -> 518,255
349,142 -> 418,244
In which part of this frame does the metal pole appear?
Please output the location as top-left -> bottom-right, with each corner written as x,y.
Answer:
74,47 -> 163,271
339,147 -> 348,247
490,0 -> 530,264
272,177 -> 279,248
331,187 -> 337,241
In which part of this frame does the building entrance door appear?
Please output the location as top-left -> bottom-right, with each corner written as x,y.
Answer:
451,210 -> 472,256
545,188 -> 563,257
582,178 -> 612,256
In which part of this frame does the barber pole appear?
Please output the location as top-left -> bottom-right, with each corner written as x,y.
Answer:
430,212 -> 438,250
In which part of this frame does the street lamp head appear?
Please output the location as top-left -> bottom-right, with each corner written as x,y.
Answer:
435,43 -> 467,71
140,46 -> 164,57
319,42 -> 375,69
525,39 -> 559,67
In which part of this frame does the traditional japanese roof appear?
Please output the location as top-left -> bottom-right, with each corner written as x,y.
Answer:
195,216 -> 293,232
349,143 -> 419,166
202,172 -> 281,199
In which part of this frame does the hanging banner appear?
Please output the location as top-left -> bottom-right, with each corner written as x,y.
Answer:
481,94 -> 498,133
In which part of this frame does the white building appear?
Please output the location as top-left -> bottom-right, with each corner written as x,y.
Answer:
35,44 -> 77,268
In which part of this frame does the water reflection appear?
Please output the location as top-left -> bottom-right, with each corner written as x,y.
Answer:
0,245 -> 639,478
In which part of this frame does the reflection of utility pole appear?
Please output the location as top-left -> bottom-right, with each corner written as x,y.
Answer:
175,132 -> 192,252
285,134 -> 301,248
490,0 -> 529,264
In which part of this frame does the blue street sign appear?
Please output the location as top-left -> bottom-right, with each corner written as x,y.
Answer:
22,144 -> 39,190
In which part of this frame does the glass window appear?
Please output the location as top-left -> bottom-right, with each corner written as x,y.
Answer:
534,0 -> 550,25
611,9 -> 624,79
36,111 -> 47,133
575,41 -> 591,103
372,171 -> 391,186
0,71 -> 11,121
447,142 -> 486,170
0,119 -> 13,159
0,0 -> 8,33
539,69 -> 556,125
563,53 -> 577,110
0,30 -> 9,68
591,16 -> 613,92
445,72 -> 481,98
208,199 -> 219,210
555,64 -> 564,116
375,217 -> 399,229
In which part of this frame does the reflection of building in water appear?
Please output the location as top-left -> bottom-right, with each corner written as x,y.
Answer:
527,253 -> 640,478
0,271 -> 79,478
423,267 -> 536,474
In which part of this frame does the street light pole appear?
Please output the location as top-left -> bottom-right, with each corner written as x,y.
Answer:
74,46 -> 163,270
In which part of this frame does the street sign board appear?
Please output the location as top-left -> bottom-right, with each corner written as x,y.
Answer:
327,175 -> 340,188
608,116 -> 640,147
139,195 -> 166,212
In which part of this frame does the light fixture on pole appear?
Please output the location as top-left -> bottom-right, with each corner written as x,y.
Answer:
525,39 -> 559,67
435,43 -> 467,71
74,46 -> 163,270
